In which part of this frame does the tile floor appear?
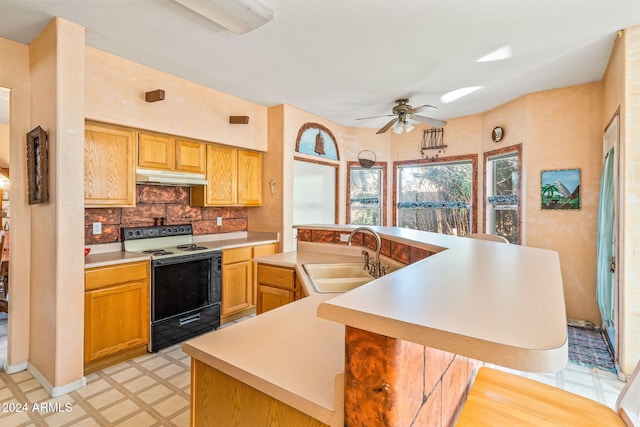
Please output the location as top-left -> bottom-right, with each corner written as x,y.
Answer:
0,313 -> 628,426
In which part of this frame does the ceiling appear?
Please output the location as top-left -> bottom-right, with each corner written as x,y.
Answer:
0,0 -> 639,129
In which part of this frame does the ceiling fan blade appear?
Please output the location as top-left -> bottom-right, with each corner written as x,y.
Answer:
355,114 -> 396,121
406,104 -> 437,114
409,114 -> 447,128
376,118 -> 398,134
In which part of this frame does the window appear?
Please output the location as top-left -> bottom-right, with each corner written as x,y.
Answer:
348,164 -> 385,225
485,145 -> 522,244
395,159 -> 475,235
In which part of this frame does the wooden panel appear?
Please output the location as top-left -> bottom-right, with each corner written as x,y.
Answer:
85,261 -> 149,291
253,243 -> 278,258
84,123 -> 136,207
84,279 -> 149,364
457,367 -> 626,426
222,246 -> 252,265
191,359 -> 328,427
84,344 -> 147,374
222,260 -> 252,316
257,285 -> 294,314
175,139 -> 206,174
237,150 -> 262,206
252,244 -> 278,305
192,145 -> 237,206
138,132 -> 175,171
257,264 -> 295,290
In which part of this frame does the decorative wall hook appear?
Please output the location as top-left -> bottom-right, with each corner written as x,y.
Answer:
269,179 -> 276,195
145,89 -> 165,102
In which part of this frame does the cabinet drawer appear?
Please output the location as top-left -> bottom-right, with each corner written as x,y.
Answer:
257,265 -> 295,290
85,261 -> 149,291
253,243 -> 277,258
223,246 -> 252,264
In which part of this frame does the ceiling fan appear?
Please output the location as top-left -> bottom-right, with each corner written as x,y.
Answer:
356,98 -> 447,134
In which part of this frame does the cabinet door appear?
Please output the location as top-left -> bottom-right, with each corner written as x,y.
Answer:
237,150 -> 262,206
257,285 -> 294,314
84,123 -> 136,207
138,133 -> 175,171
84,279 -> 149,363
252,244 -> 278,306
222,260 -> 252,316
176,139 -> 206,174
200,145 -> 237,206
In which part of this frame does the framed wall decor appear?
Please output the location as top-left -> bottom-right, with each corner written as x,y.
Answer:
26,126 -> 50,205
541,168 -> 580,210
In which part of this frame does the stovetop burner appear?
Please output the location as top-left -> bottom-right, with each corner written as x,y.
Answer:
123,224 -> 221,259
177,244 -> 207,251
143,249 -> 174,256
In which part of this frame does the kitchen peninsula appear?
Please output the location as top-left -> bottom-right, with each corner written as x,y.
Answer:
183,225 -> 568,426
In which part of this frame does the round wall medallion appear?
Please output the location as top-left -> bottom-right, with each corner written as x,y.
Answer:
492,126 -> 504,143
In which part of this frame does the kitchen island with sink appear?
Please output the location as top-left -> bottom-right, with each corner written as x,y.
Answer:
183,225 -> 567,426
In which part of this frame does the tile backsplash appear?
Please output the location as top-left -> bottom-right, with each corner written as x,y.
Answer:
85,185 -> 248,244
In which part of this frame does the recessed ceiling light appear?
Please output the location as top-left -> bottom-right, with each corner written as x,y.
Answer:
440,86 -> 483,104
476,45 -> 512,62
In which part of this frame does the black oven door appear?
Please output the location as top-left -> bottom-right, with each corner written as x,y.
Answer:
151,251 -> 221,323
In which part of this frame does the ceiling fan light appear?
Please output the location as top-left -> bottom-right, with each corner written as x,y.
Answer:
404,122 -> 415,133
393,122 -> 404,134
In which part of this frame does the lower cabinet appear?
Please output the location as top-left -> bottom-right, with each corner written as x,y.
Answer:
84,260 -> 150,373
222,247 -> 253,318
256,264 -> 297,315
221,243 -> 278,323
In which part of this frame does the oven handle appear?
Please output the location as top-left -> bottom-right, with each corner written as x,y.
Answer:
179,313 -> 201,326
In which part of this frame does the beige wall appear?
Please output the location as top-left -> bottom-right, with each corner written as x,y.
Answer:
85,47 -> 268,152
0,36 -> 31,371
28,17 -> 85,392
0,122 -> 9,167
250,104 -> 349,251
620,26 -> 640,374
525,83 -> 603,325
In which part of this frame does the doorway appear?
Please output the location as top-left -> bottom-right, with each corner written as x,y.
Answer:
0,86 -> 10,369
597,113 -> 619,359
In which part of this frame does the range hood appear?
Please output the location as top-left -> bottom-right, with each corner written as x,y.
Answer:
135,168 -> 208,186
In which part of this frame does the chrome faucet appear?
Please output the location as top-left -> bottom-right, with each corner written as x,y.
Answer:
347,227 -> 385,278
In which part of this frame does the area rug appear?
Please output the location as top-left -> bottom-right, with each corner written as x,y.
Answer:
568,325 -> 617,374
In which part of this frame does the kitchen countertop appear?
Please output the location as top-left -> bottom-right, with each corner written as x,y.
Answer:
184,249 -> 361,426
84,231 -> 278,269
311,225 -> 568,373
183,225 -> 568,425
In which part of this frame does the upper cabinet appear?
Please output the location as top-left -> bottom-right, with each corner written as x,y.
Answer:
138,132 -> 206,174
237,150 -> 262,206
191,145 -> 262,207
84,122 -> 136,207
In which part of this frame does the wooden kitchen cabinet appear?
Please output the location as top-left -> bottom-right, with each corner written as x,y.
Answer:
138,132 -> 206,174
221,243 -> 278,323
221,246 -> 252,318
84,260 -> 150,373
191,145 -> 262,207
237,150 -> 262,206
256,264 -> 297,314
84,122 -> 136,207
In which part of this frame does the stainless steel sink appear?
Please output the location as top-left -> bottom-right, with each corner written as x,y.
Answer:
303,263 -> 374,293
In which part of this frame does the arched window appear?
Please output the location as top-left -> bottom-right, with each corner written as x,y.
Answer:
295,123 -> 339,160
